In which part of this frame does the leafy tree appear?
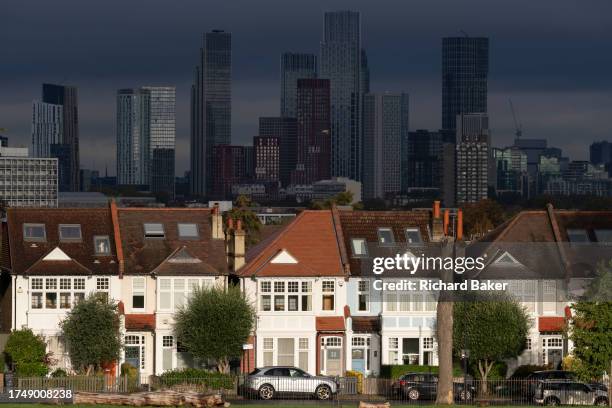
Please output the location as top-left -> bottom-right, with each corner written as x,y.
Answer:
60,294 -> 122,375
453,292 -> 531,394
225,195 -> 262,247
569,260 -> 612,380
462,199 -> 507,239
174,285 -> 255,373
309,191 -> 355,209
4,328 -> 49,376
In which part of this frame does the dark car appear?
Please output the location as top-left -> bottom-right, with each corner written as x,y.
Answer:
526,371 -> 607,396
391,373 -> 474,401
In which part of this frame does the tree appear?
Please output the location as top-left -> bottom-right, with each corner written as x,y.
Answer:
569,260 -> 612,380
225,195 -> 262,247
60,294 -> 122,374
309,191 -> 355,209
174,285 -> 255,373
4,328 -> 50,376
453,292 -> 531,395
462,199 -> 507,239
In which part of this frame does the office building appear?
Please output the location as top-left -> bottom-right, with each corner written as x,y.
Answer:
292,79 -> 331,185
442,37 -> 488,132
191,30 -> 232,197
362,93 -> 407,200
513,138 -> 548,176
41,84 -> 80,192
258,117 -> 297,187
493,147 -> 528,195
280,53 -> 317,118
116,87 -> 176,198
320,10 -> 362,181
402,130 -> 443,192
455,114 -> 490,204
0,134 -> 8,147
211,145 -> 247,199
254,136 -> 280,182
32,101 -> 63,158
590,141 -> 612,175
0,146 -> 58,207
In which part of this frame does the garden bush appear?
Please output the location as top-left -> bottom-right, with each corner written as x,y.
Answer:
158,368 -> 234,389
345,370 -> 363,393
4,329 -> 49,376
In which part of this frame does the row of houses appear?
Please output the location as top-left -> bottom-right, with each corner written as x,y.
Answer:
0,201 -> 610,378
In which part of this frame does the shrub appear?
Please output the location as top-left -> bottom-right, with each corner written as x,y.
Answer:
380,364 -> 463,379
345,370 -> 363,393
50,368 -> 68,378
121,363 -> 140,392
158,368 -> 234,389
4,329 -> 49,376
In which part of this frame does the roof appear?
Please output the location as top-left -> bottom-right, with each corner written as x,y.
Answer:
539,316 -> 565,333
470,206 -> 612,280
6,208 -> 119,276
316,316 -> 345,332
116,208 -> 227,276
351,316 -> 381,332
238,210 -> 344,277
125,314 -> 156,331
335,209 -> 435,277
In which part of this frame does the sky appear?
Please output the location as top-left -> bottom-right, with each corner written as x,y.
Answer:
2,0 -> 612,176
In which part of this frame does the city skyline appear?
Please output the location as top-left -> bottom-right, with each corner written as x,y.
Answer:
2,0 -> 612,176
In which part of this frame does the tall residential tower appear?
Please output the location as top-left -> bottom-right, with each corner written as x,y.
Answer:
280,53 -> 317,118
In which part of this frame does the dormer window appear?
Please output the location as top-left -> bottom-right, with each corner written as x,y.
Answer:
144,223 -> 165,239
59,224 -> 82,242
594,229 -> 612,244
351,238 -> 368,257
178,223 -> 199,239
24,223 -> 46,241
567,229 -> 589,244
377,228 -> 394,245
94,235 -> 111,255
405,228 -> 423,245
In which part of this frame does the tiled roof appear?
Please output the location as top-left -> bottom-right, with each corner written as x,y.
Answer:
125,314 -> 156,331
316,316 -> 345,332
539,316 -> 565,333
238,210 -> 344,277
351,316 -> 381,332
6,208 -> 119,276
25,257 -> 93,276
336,209 -> 434,277
116,208 -> 227,276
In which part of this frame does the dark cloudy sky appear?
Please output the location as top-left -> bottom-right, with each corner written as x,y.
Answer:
2,0 -> 611,175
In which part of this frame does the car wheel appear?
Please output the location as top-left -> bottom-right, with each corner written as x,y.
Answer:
316,384 -> 332,400
460,390 -> 472,401
258,384 -> 275,400
407,388 -> 420,401
595,397 -> 608,406
544,397 -> 560,406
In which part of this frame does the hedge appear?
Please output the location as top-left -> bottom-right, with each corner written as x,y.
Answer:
380,364 -> 464,379
158,368 -> 234,389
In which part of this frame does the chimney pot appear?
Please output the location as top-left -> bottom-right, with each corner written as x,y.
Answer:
443,209 -> 450,236
457,209 -> 464,241
433,201 -> 441,219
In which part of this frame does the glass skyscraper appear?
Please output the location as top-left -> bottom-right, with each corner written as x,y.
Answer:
190,30 -> 232,197
280,53 -> 317,118
320,10 -> 362,181
442,37 -> 489,133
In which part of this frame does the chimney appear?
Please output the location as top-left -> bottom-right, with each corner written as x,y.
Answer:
211,204 -> 224,240
431,201 -> 444,242
457,209 -> 464,241
443,209 -> 450,236
226,218 -> 246,272
109,200 -> 125,278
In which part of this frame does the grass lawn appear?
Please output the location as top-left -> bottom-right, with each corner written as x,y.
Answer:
0,405 -> 539,408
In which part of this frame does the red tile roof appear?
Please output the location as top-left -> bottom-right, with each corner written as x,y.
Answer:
351,316 -> 381,333
238,210 -> 344,277
316,316 -> 345,332
125,314 -> 156,331
539,316 -> 565,332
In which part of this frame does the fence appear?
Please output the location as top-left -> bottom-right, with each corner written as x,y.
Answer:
12,376 -> 610,406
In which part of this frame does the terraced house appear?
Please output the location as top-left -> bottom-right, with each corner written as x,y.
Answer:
0,202 -> 228,376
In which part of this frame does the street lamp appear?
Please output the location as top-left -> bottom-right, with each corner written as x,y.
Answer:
461,349 -> 470,401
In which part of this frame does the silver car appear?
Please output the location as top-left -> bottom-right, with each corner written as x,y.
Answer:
534,380 -> 609,406
243,366 -> 339,400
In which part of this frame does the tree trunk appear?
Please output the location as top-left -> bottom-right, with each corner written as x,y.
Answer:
216,357 -> 230,374
436,239 -> 456,405
478,359 -> 494,397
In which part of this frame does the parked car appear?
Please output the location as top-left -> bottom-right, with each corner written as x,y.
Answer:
242,366 -> 339,400
526,370 -> 607,396
533,380 -> 609,406
390,372 -> 475,401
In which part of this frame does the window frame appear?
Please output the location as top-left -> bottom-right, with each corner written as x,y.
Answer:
357,280 -> 369,312
177,223 -> 199,240
30,277 -> 86,311
377,228 -> 395,246
23,223 -> 46,242
405,228 -> 423,246
58,224 -> 82,242
143,223 -> 165,239
351,238 -> 368,257
93,235 -> 111,256
259,280 -> 312,313
322,280 -> 335,311
132,277 -> 146,311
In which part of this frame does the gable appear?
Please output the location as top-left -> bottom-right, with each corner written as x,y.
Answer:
493,251 -> 521,266
42,247 -> 71,261
270,249 -> 298,264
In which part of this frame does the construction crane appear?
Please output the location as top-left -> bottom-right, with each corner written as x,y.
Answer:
508,99 -> 523,139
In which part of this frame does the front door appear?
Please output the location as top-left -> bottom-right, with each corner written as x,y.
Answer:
351,349 -> 365,374
321,336 -> 343,376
